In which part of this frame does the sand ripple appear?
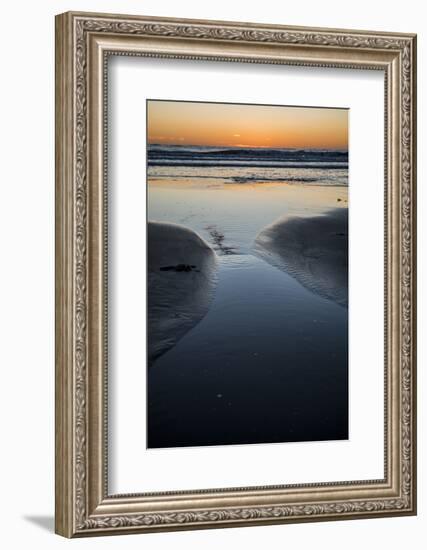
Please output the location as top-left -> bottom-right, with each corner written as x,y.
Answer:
148,222 -> 218,364
253,209 -> 348,307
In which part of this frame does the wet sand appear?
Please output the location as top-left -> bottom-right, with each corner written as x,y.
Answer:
253,208 -> 348,307
148,222 -> 217,364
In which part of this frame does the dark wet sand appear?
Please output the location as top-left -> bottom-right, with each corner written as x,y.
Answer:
254,208 -> 348,307
148,222 -> 217,364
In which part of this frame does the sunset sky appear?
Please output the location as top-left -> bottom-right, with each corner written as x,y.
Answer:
147,100 -> 348,149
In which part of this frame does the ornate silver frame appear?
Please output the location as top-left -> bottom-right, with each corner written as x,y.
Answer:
55,11 -> 417,537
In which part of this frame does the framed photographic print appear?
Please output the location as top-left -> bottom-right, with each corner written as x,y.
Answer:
55,11 -> 417,537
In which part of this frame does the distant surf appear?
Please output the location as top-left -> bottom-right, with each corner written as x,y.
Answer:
148,144 -> 348,168
148,144 -> 348,187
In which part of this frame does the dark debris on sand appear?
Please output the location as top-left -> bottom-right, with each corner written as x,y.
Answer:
159,264 -> 200,272
205,225 -> 238,255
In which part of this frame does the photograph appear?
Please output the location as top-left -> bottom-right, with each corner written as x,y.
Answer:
53,9 -> 416,538
147,99 -> 349,449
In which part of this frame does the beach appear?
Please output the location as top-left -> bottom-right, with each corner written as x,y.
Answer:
147,148 -> 348,447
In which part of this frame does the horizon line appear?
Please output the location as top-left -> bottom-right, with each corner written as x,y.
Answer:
148,142 -> 349,151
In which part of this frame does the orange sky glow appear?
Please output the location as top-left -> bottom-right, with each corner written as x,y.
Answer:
148,100 -> 348,149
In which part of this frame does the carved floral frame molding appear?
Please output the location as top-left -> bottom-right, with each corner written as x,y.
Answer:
55,11 -> 416,537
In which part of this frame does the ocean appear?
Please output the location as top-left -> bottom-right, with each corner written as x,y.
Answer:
148,144 -> 348,186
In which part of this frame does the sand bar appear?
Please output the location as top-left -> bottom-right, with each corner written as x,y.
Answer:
253,208 -> 348,307
148,221 -> 217,364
